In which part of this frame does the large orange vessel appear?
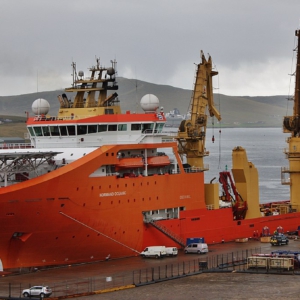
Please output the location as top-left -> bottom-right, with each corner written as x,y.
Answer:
1,31 -> 300,273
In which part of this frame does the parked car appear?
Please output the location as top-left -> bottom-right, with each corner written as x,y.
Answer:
270,234 -> 289,246
22,286 -> 52,298
166,247 -> 178,256
140,246 -> 167,258
184,243 -> 209,254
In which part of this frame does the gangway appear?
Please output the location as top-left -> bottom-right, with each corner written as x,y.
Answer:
147,220 -> 186,248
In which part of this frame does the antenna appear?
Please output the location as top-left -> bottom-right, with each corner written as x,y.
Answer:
37,70 -> 38,93
135,67 -> 139,112
71,61 -> 77,87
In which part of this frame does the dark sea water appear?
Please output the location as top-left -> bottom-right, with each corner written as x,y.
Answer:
204,127 -> 289,204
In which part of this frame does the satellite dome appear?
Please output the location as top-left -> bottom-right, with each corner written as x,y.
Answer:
32,98 -> 50,115
140,94 -> 159,113
107,67 -> 115,76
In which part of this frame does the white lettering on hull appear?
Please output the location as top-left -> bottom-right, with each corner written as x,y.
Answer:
99,191 -> 127,197
179,195 -> 191,199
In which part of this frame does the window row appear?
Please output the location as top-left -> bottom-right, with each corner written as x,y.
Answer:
28,123 -> 164,137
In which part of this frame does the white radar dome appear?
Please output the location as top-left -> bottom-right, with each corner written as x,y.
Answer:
32,98 -> 50,115
140,94 -> 159,113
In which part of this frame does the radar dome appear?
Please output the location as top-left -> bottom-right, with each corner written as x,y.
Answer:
32,98 -> 50,115
140,94 -> 159,112
107,67 -> 115,76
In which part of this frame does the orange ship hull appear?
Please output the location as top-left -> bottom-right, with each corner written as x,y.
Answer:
1,142 -> 300,272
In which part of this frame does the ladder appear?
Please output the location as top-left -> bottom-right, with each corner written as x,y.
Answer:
147,220 -> 186,248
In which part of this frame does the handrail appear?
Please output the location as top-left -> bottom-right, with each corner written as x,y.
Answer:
0,143 -> 33,149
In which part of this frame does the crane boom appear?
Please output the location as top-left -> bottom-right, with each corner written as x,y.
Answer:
282,29 -> 300,212
283,30 -> 300,135
176,51 -> 221,169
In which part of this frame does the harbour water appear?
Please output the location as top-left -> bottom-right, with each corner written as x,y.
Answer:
205,127 -> 289,204
164,127 -> 290,204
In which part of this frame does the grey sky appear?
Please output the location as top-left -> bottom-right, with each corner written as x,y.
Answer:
1,0 -> 300,97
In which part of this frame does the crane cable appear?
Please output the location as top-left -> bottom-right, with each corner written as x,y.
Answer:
212,61 -> 222,170
59,211 -> 141,254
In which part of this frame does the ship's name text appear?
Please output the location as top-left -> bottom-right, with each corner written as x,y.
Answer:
99,191 -> 127,197
180,195 -> 191,199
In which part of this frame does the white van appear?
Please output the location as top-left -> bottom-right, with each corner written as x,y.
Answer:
184,243 -> 208,254
140,246 -> 167,258
166,247 -> 178,257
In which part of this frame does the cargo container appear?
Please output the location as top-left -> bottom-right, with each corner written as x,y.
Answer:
269,257 -> 294,270
247,257 -> 269,269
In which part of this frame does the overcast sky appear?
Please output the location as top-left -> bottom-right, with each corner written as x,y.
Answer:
1,0 -> 300,97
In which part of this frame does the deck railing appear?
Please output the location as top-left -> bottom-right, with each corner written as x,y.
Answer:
0,143 -> 33,149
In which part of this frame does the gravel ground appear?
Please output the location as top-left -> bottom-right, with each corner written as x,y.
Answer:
77,272 -> 299,300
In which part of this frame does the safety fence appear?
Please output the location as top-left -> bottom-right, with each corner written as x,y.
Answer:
1,246 -> 299,299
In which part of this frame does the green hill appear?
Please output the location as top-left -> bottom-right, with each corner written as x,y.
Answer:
0,77 -> 293,138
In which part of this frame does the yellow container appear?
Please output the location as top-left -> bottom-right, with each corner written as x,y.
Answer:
260,236 -> 271,243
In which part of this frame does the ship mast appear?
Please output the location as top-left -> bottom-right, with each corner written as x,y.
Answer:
282,29 -> 300,212
176,51 -> 221,169
57,58 -> 120,120
294,30 -> 300,126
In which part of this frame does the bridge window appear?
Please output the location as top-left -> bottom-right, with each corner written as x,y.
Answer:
42,126 -> 50,136
28,127 -> 35,136
67,125 -> 76,136
49,126 -> 60,136
118,124 -> 127,131
131,124 -> 141,131
142,123 -> 154,133
78,125 -> 87,135
98,124 -> 107,132
108,124 -> 117,131
88,125 -> 97,133
59,126 -> 68,136
105,109 -> 114,114
155,123 -> 164,133
34,127 -> 43,136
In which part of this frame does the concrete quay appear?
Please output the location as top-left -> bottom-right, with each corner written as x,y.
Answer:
0,239 -> 299,300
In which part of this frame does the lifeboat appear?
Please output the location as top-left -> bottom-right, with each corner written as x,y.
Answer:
147,155 -> 170,167
116,157 -> 144,169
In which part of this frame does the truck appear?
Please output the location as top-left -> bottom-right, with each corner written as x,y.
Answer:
140,246 -> 167,258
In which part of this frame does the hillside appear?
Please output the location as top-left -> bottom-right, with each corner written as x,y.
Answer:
0,77 -> 293,138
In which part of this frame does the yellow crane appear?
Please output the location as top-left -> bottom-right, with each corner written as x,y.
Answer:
176,51 -> 221,169
282,29 -> 300,212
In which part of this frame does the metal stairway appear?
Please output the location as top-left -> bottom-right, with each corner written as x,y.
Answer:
147,220 -> 186,248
